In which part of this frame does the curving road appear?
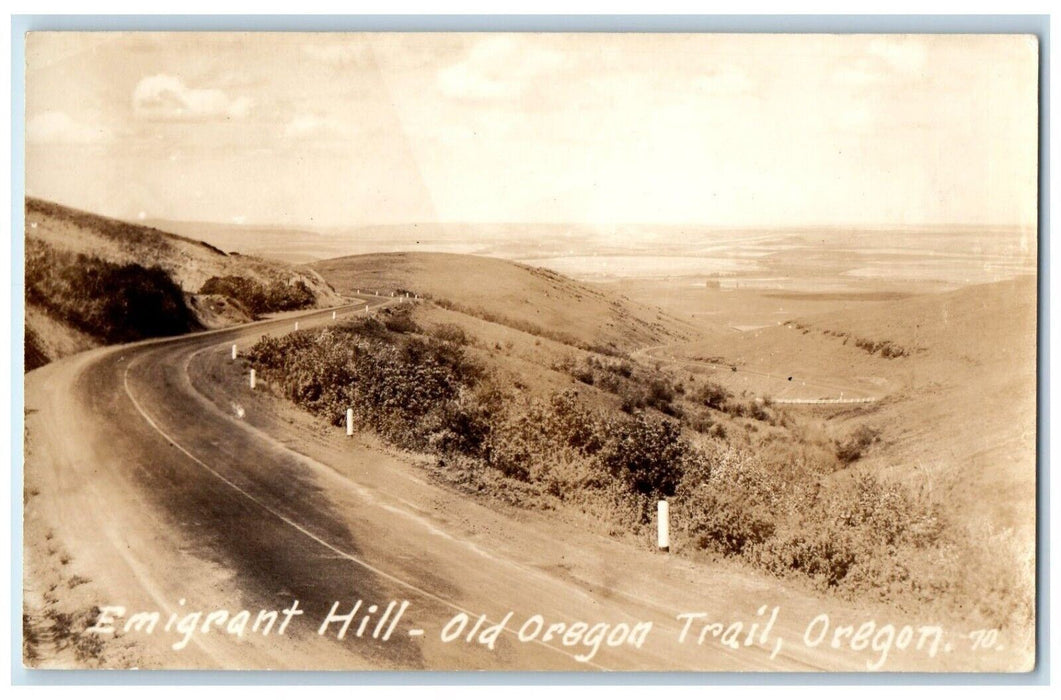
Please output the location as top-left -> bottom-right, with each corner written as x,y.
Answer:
23,301 -> 1002,672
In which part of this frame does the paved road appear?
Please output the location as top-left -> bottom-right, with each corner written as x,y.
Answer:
23,301 -> 1000,672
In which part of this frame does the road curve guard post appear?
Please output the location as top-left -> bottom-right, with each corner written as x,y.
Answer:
295,321 -> 299,331
231,343 -> 237,360
250,368 -> 257,390
657,500 -> 670,552
332,310 -> 337,320
346,408 -> 354,437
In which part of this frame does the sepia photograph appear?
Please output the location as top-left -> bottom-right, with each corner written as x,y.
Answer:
20,30 -> 1039,673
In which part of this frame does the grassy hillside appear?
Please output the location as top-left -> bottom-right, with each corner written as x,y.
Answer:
310,252 -> 698,354
783,278 -> 1037,532
240,270 -> 1035,632
662,277 -> 1036,514
643,277 -> 1037,628
24,198 -> 343,370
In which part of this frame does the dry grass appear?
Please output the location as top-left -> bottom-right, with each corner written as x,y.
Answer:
24,197 -> 343,370
244,295 -> 1033,631
310,251 -> 699,353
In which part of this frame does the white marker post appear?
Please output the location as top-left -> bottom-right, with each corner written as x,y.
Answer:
657,500 -> 670,552
231,343 -> 238,360
250,368 -> 256,389
346,408 -> 354,437
295,321 -> 299,331
332,310 -> 337,320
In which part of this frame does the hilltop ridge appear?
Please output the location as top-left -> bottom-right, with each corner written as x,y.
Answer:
24,198 -> 342,370
310,251 -> 699,353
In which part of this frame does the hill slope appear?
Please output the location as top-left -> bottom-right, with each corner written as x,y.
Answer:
805,277 -> 1038,536
310,252 -> 697,353
24,198 -> 342,370
662,276 -> 1037,536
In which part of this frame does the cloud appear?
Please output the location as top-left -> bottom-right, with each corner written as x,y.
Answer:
284,113 -> 347,139
26,111 -> 111,145
132,74 -> 252,121
437,36 -> 563,101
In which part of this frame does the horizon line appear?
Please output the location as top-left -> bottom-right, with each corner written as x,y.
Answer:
24,194 -> 1034,234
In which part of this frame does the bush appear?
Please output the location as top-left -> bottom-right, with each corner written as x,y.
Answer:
747,400 -> 771,422
432,323 -> 470,346
678,446 -> 780,555
265,279 -> 315,311
245,313 -> 983,622
836,425 -> 880,464
200,275 -> 315,315
565,355 -> 682,417
382,308 -> 421,334
247,320 -> 481,453
756,528 -> 859,588
599,413 -> 686,498
693,381 -> 731,410
431,382 -> 499,458
26,239 -> 200,344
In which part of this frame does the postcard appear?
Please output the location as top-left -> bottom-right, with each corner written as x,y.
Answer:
22,31 -> 1039,672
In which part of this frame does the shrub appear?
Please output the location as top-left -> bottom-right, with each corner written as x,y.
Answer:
245,313 -> 983,622
432,382 -> 500,458
247,321 -> 481,453
26,239 -> 200,344
599,413 -> 686,499
836,425 -> 880,464
565,355 -> 682,417
678,446 -> 780,556
264,279 -> 315,311
200,276 -> 266,312
757,528 -> 859,588
382,308 -> 421,334
693,381 -> 731,410
432,323 -> 470,346
200,275 -> 315,315
747,400 -> 771,422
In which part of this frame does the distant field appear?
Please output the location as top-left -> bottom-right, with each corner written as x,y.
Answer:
144,219 -> 1034,286
144,217 -> 1034,338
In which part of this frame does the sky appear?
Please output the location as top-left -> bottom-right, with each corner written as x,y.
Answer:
24,33 -> 1039,229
